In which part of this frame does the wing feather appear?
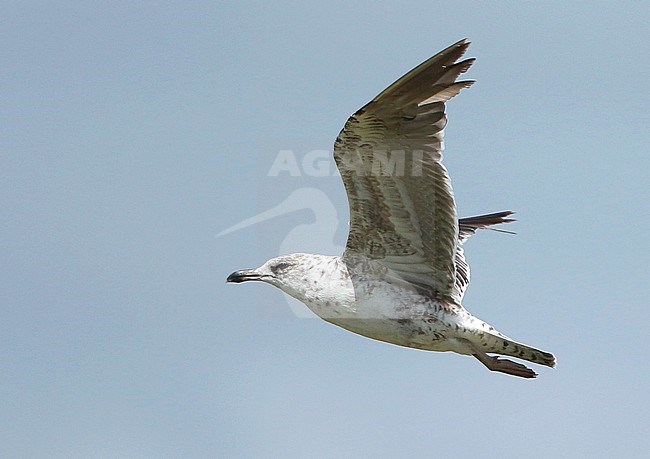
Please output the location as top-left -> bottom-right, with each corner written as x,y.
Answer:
454,211 -> 516,299
334,39 -> 474,300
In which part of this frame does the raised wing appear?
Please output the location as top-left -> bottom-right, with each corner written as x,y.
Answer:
334,39 -> 474,300
454,211 -> 516,300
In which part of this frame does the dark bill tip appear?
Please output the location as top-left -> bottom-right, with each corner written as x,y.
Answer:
226,269 -> 262,283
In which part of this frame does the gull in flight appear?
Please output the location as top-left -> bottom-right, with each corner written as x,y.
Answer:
227,39 -> 555,378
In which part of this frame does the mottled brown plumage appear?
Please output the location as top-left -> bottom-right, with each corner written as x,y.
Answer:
334,39 -> 474,303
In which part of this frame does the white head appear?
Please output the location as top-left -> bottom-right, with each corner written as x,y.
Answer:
226,253 -> 335,301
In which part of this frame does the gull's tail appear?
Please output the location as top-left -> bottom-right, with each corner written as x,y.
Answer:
491,336 -> 556,368
470,330 -> 556,379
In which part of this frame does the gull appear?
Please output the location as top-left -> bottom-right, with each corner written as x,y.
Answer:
226,39 -> 555,378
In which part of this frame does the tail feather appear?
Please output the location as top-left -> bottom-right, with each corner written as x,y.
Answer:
470,332 -> 555,378
489,334 -> 556,368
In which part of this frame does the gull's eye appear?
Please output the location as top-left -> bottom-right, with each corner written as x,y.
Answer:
271,262 -> 290,274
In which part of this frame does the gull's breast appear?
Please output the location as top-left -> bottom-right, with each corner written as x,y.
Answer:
302,274 -> 473,352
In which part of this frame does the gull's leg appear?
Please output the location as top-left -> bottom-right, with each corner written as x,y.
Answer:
473,352 -> 537,379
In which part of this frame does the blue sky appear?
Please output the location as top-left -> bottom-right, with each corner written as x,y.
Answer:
2,1 -> 649,457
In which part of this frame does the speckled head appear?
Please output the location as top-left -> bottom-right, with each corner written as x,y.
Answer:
226,253 -> 334,293
227,255 -> 293,284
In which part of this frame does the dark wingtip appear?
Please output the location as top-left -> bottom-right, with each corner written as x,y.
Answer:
459,210 -> 517,228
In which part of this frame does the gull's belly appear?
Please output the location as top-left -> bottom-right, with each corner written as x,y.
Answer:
327,311 -> 475,354
308,282 -> 476,354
